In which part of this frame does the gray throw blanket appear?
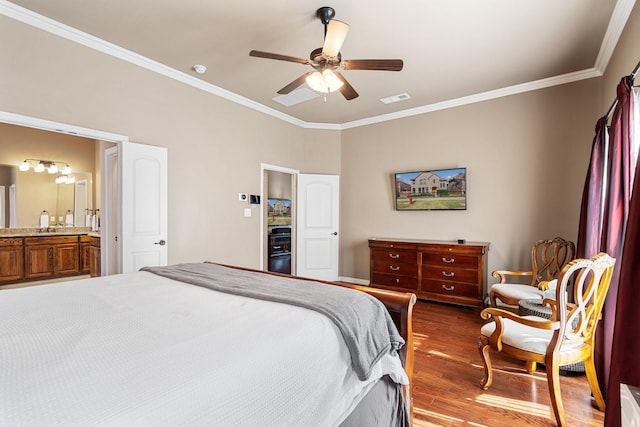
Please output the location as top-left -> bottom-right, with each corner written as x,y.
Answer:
141,263 -> 405,381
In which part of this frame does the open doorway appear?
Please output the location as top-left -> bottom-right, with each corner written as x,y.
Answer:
261,164 -> 298,274
0,112 -> 127,277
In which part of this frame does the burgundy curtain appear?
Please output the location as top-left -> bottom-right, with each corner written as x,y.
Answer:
605,151 -> 640,425
576,116 -> 608,259
604,79 -> 638,427
577,76 -> 635,426
598,76 -> 633,393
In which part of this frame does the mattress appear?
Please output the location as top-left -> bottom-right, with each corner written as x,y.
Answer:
0,270 -> 408,426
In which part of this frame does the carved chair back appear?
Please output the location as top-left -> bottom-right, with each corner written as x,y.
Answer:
530,237 -> 576,286
548,252 -> 615,352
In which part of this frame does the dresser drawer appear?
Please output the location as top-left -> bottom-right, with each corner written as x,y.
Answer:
373,261 -> 419,278
422,253 -> 477,269
422,265 -> 478,284
371,249 -> 418,264
369,240 -> 419,251
422,279 -> 479,298
371,273 -> 419,290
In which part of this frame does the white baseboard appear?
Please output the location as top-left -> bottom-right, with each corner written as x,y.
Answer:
339,276 -> 369,286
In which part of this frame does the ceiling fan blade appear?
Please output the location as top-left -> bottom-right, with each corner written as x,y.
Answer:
322,20 -> 349,58
334,72 -> 359,100
249,50 -> 309,65
277,72 -> 314,94
342,59 -> 404,71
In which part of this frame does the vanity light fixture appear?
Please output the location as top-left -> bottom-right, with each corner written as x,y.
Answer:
19,159 -> 71,175
55,174 -> 75,184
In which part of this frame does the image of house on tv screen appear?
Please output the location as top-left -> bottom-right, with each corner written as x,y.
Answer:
267,198 -> 292,225
395,168 -> 467,211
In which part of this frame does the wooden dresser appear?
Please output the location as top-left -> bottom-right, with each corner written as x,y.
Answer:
369,238 -> 490,308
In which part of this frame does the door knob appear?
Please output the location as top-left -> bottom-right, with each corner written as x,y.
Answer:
154,240 -> 166,246
331,232 -> 338,236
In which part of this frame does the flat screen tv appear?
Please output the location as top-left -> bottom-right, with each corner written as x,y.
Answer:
267,198 -> 292,225
394,168 -> 467,211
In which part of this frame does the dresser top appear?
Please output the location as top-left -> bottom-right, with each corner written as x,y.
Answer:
369,237 -> 490,247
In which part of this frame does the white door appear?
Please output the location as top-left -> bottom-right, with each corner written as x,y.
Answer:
296,174 -> 339,281
103,146 -> 120,275
120,142 -> 168,273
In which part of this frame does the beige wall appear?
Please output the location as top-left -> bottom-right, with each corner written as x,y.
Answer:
339,79 -> 601,285
0,124 -> 97,226
0,15 -> 341,269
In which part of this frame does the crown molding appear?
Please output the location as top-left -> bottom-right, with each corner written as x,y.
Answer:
594,0 -> 637,73
1,0 -> 634,131
0,110 -> 129,142
341,68 -> 603,130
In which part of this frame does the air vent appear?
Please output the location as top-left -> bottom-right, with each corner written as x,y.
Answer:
273,88 -> 319,107
380,93 -> 411,105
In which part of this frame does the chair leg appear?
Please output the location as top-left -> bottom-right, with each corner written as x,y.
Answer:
545,360 -> 567,427
489,291 -> 498,307
478,336 -> 493,389
524,360 -> 537,373
583,355 -> 605,411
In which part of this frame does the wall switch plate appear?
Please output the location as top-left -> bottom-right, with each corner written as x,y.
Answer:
244,208 -> 251,217
238,193 -> 247,201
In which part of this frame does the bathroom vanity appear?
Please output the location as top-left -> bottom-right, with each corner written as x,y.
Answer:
0,229 -> 100,285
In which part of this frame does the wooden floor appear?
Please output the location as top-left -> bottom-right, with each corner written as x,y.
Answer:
410,300 -> 605,427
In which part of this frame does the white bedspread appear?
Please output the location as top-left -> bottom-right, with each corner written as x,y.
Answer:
0,272 -> 407,426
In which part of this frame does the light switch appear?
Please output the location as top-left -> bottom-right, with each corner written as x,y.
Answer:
244,208 -> 251,217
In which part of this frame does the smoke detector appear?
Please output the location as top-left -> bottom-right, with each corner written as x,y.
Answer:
192,64 -> 207,74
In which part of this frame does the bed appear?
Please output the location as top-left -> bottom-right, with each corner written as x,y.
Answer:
0,262 -> 416,426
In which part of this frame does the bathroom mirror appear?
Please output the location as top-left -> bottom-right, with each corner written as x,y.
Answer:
0,164 -> 93,228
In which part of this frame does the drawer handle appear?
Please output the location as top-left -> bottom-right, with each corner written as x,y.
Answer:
389,266 -> 400,271
395,278 -> 400,284
442,257 -> 455,263
389,253 -> 400,259
442,271 -> 455,277
442,284 -> 455,291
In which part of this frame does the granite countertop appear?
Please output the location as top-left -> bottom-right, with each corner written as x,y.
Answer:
0,227 -> 100,238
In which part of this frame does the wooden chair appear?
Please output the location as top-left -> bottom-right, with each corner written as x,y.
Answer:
489,237 -> 575,309
478,252 -> 615,427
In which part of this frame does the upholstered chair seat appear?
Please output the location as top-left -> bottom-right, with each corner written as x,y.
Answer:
490,283 -> 546,304
480,315 -> 586,362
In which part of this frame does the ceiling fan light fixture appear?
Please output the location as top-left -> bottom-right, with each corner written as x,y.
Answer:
306,69 -> 344,93
249,6 -> 400,102
322,20 -> 349,58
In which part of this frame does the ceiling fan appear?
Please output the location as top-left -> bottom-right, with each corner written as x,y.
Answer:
249,6 -> 403,101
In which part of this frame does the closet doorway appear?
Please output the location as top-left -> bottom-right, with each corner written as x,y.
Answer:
261,164 -> 298,275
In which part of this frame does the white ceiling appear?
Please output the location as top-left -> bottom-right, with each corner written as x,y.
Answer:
2,0 -> 633,128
